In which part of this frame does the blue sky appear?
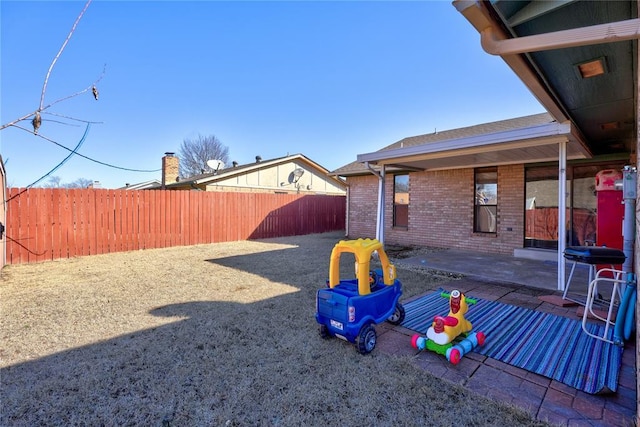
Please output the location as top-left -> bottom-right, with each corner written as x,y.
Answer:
1,1 -> 545,189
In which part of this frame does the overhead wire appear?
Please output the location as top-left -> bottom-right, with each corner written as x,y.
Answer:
11,122 -> 161,173
6,123 -> 91,203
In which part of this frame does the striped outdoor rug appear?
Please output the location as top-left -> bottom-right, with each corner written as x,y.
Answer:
401,290 -> 625,394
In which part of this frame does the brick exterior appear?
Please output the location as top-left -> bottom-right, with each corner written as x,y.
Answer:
346,165 -> 525,255
346,175 -> 378,239
162,154 -> 180,187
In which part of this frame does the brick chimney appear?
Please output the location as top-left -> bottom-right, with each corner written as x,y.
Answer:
162,152 -> 179,188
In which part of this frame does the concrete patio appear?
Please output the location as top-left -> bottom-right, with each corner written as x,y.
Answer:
380,251 -> 637,426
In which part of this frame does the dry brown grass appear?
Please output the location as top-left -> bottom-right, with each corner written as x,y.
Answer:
0,231 -> 549,426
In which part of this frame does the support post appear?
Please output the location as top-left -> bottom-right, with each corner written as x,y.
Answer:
558,140 -> 567,291
365,162 -> 385,244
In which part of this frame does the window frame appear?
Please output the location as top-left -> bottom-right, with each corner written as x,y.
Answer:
392,173 -> 409,228
474,167 -> 498,234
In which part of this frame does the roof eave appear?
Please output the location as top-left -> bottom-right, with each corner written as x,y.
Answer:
452,0 -> 600,154
357,121 -> 582,164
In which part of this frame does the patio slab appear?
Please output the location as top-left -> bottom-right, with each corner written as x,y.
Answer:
377,275 -> 637,426
398,249 -> 591,292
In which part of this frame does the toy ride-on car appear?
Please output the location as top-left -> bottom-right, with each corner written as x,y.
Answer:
410,290 -> 486,364
315,238 -> 405,354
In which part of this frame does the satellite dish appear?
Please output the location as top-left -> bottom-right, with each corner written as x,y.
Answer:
291,167 -> 305,184
206,159 -> 225,172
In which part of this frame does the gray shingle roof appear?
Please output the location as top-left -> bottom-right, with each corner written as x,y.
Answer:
332,112 -> 553,176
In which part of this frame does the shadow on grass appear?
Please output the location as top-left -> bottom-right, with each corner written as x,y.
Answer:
1,233 -> 548,426
2,291 -> 338,426
1,294 -> 546,426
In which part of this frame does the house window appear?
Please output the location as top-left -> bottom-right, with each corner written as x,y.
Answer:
393,174 -> 409,228
474,167 -> 497,233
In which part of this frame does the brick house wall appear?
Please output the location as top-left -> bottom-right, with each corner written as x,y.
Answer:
346,175 -> 378,238
346,164 -> 525,255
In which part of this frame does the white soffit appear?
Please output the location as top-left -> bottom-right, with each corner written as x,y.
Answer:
357,122 -> 588,169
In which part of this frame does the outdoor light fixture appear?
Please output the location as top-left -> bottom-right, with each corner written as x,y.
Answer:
600,121 -> 620,131
575,57 -> 607,79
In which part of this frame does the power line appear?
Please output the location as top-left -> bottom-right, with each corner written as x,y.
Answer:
11,123 -> 161,172
6,123 -> 91,203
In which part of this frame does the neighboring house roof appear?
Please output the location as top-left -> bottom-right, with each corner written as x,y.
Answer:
165,153 -> 346,192
119,180 -> 161,190
332,112 -> 588,177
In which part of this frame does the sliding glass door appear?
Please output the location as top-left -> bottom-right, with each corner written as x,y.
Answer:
524,162 -> 624,250
525,166 -> 564,249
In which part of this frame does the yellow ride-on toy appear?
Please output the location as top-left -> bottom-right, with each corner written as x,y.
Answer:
315,238 -> 405,354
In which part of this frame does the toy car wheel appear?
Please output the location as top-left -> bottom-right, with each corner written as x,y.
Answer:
449,348 -> 461,365
387,303 -> 405,325
356,324 -> 377,354
319,324 -> 331,339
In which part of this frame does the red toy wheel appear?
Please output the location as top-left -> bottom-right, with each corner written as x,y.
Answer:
449,348 -> 461,365
476,331 -> 486,346
411,334 -> 420,349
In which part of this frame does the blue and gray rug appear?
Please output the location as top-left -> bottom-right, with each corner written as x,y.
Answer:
401,290 -> 624,394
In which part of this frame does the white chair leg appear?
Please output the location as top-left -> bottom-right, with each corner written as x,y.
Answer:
581,268 -> 624,344
562,261 -> 577,300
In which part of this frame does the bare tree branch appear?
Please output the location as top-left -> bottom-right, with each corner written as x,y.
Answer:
0,0 -> 105,134
39,0 -> 93,111
43,65 -> 106,110
179,134 -> 230,178
0,65 -> 106,132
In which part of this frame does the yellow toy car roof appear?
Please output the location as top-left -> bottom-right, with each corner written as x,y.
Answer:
328,238 -> 397,295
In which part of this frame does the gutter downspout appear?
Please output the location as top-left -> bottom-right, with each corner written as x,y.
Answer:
620,166 -> 637,273
365,162 -> 385,243
454,1 -> 640,56
453,0 -> 590,149
345,185 -> 350,237
480,19 -> 640,56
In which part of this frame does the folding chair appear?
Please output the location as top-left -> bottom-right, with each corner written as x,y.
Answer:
580,268 -> 629,344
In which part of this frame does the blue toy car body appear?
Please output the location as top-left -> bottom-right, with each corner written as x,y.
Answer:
315,239 -> 405,354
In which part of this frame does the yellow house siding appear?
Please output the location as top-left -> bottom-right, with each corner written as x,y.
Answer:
206,160 -> 345,195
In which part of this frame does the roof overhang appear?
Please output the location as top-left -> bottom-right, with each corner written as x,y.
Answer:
453,0 -> 638,157
356,121 -> 589,171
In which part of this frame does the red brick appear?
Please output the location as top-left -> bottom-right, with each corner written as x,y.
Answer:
346,165 -> 526,255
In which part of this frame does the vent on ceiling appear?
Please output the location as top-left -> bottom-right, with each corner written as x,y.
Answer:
575,57 -> 607,79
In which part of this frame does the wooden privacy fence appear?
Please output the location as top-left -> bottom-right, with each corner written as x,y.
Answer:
6,188 -> 346,264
